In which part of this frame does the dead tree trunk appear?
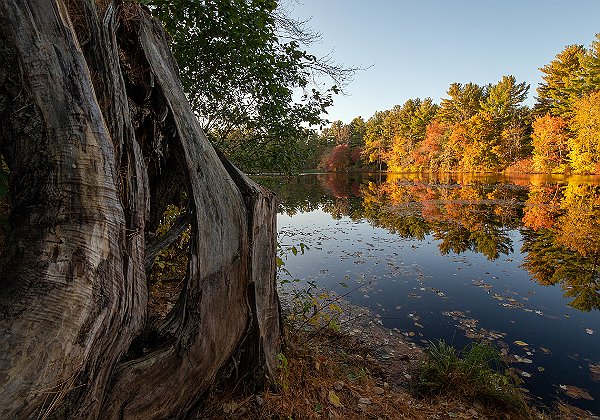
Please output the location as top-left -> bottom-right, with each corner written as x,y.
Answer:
0,1 -> 281,418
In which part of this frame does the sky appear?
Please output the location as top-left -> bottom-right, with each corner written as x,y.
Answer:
285,0 -> 600,124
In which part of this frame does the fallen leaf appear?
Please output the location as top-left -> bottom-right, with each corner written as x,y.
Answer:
358,397 -> 372,405
514,355 -> 533,364
328,390 -> 343,408
222,400 -> 238,414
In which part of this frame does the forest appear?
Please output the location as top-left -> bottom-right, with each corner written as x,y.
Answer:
313,35 -> 600,175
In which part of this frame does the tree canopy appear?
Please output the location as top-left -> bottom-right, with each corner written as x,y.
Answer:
149,0 -> 354,172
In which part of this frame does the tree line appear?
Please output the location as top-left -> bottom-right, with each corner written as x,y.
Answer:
313,34 -> 600,175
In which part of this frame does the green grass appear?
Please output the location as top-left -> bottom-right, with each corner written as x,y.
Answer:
416,340 -> 529,412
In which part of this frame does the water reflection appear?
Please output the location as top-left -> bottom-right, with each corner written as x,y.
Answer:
522,183 -> 600,311
260,173 -> 600,312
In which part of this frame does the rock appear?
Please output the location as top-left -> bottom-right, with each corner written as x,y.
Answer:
358,397 -> 372,405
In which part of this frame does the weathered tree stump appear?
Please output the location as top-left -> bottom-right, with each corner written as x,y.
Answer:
0,1 -> 280,418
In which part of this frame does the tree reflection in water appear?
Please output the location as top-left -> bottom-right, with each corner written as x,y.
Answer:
522,182 -> 600,311
257,173 -> 600,312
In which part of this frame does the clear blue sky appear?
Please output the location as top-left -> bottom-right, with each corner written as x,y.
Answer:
286,0 -> 600,123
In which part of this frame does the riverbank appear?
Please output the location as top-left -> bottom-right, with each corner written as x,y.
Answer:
194,299 -> 597,419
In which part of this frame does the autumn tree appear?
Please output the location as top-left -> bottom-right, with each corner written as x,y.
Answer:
450,111 -> 502,171
569,91 -> 600,173
384,98 -> 438,171
412,120 -> 450,171
531,115 -> 570,172
319,144 -> 351,172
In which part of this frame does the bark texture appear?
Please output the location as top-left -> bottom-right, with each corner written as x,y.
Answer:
0,1 -> 280,418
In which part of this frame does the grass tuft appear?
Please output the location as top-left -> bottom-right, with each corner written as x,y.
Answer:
416,340 -> 530,413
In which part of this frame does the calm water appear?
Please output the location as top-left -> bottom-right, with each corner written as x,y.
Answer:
257,173 -> 600,413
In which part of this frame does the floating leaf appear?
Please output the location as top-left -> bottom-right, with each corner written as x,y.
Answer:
514,340 -> 528,346
514,355 -> 533,364
559,385 -> 595,400
585,328 -> 594,335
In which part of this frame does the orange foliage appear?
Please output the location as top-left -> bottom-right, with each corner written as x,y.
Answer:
531,115 -> 570,173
